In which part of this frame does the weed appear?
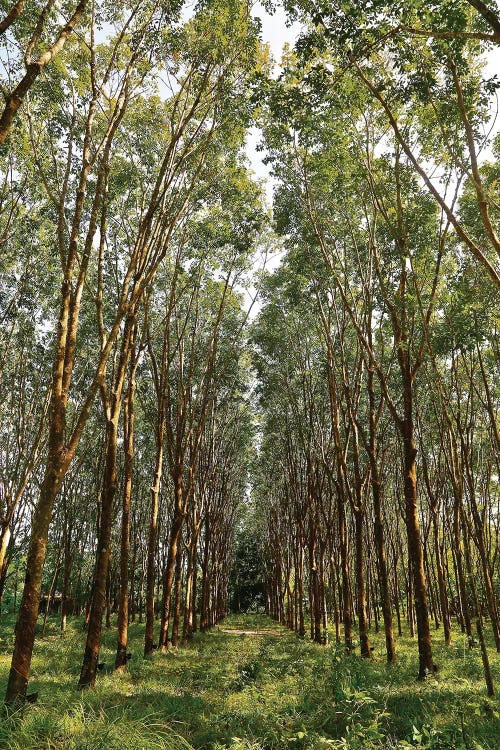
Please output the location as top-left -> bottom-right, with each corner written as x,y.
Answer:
0,614 -> 497,749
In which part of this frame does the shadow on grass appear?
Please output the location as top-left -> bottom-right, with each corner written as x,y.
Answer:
0,614 -> 499,749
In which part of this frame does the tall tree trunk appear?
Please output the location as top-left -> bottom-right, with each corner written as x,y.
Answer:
461,508 -> 495,696
453,492 -> 473,637
144,441 -> 163,656
431,509 -> 451,646
171,545 -> 183,647
78,316 -> 134,688
296,546 -> 305,638
354,509 -> 371,657
200,517 -> 211,632
159,476 -> 185,651
191,543 -> 199,633
5,456 -> 65,704
78,415 -> 119,689
0,523 -> 11,616
338,493 -> 353,652
367,365 -> 395,661
129,529 -> 138,624
401,412 -> 434,678
115,356 -> 136,670
467,492 -> 500,651
182,534 -> 198,643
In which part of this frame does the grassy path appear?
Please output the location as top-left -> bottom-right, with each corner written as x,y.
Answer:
0,613 -> 498,749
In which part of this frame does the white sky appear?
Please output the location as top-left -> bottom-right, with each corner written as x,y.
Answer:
252,1 -> 302,60
246,3 -> 301,201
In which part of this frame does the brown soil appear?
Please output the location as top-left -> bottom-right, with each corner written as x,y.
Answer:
221,628 -> 283,636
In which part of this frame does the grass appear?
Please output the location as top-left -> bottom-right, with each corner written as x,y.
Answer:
0,612 -> 498,749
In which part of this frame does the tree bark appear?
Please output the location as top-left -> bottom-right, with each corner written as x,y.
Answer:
354,509 -> 371,657
0,0 -> 25,35
5,464 -> 64,704
338,491 -> 353,652
115,351 -> 137,670
401,413 -> 434,678
170,545 -> 183,647
0,0 -> 87,144
78,415 -> 119,689
158,495 -> 185,650
144,442 -> 163,655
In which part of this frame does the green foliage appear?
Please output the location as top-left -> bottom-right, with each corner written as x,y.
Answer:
228,529 -> 266,613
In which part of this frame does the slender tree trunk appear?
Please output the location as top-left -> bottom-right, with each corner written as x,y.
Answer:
41,548 -> 61,636
354,509 -> 371,657
319,552 -> 327,639
191,543 -> 198,633
367,366 -> 396,661
182,554 -> 193,644
467,495 -> 500,651
338,493 -> 353,652
115,358 -> 136,670
0,523 -> 11,616
105,568 -> 112,629
393,554 -> 403,637
296,546 -> 305,638
78,415 -> 119,689
60,552 -> 72,633
0,523 -> 11,594
453,494 -> 473,637
330,557 -> 341,643
461,509 -> 495,696
144,441 -> 163,655
200,518 -> 211,632
78,314 -> 136,685
129,531 -> 137,624
401,414 -> 434,678
159,478 -> 185,651
431,510 -> 451,645
182,535 -> 198,643
171,545 -> 183,647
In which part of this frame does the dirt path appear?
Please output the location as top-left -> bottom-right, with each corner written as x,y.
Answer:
221,628 -> 283,636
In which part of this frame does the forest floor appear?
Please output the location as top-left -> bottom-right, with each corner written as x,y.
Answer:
0,613 -> 498,749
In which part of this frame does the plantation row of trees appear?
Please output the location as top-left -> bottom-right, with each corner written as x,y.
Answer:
0,0 -> 499,713
252,0 -> 500,696
0,0 -> 263,705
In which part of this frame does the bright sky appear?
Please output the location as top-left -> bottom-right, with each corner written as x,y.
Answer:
252,1 -> 302,61
246,3 -> 302,200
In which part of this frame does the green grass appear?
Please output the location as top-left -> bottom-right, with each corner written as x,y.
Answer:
0,613 -> 498,749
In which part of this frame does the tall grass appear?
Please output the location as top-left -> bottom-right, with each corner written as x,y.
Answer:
0,613 -> 498,749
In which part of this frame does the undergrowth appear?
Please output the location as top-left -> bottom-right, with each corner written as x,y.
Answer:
0,613 -> 497,749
